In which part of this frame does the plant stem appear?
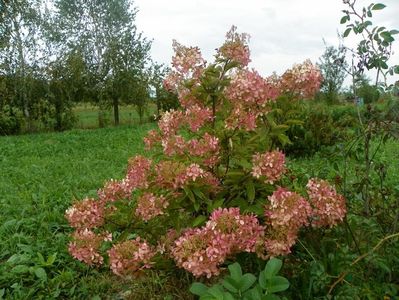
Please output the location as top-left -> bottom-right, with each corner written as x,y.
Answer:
328,232 -> 399,295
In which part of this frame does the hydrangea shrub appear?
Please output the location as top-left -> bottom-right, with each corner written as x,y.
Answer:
65,26 -> 345,278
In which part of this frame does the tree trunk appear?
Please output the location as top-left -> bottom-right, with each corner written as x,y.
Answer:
113,97 -> 119,125
13,17 -> 30,131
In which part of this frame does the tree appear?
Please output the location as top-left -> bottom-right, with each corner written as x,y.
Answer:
0,0 -> 44,131
148,63 -> 179,118
55,0 -> 151,125
318,43 -> 348,103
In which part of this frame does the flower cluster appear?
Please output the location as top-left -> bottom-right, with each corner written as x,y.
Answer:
187,133 -> 220,167
158,110 -> 183,137
225,69 -> 279,131
263,187 -> 312,256
65,197 -> 105,229
217,25 -> 251,67
184,104 -> 213,132
135,192 -> 169,222
280,59 -> 323,99
144,129 -> 161,150
108,237 -> 156,276
171,40 -> 206,75
68,229 -> 112,266
171,208 -> 264,277
98,179 -> 130,203
306,178 -> 346,227
252,151 -> 286,184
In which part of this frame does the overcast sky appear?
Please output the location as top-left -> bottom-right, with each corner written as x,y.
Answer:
134,0 -> 399,85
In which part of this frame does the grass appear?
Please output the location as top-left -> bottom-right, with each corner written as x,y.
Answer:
0,123 -> 195,299
1,120 -> 398,299
73,103 -> 157,129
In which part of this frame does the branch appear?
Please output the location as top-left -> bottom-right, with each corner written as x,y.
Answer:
328,232 -> 399,295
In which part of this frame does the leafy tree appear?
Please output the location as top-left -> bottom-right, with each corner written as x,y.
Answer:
341,0 -> 399,88
148,63 -> 179,117
0,0 -> 44,131
55,0 -> 151,125
355,75 -> 380,104
318,43 -> 348,103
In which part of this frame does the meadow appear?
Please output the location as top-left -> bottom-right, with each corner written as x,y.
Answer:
73,104 -> 157,129
0,124 -> 186,299
1,115 -> 398,299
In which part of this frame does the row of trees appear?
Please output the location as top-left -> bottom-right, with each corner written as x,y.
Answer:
0,0 -> 171,134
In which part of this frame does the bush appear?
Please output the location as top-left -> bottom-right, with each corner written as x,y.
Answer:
278,102 -> 356,156
64,27 -> 346,288
0,106 -> 24,135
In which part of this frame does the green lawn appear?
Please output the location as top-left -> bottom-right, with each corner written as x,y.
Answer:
73,104 -> 157,129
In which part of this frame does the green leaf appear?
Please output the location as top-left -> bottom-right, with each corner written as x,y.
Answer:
372,3 -> 386,10
381,31 -> 395,43
207,285 -> 225,298
11,265 -> 30,274
277,134 -> 291,146
222,292 -> 236,300
194,202 -> 200,212
266,276 -> 290,293
264,258 -> 283,279
390,29 -> 399,35
37,252 -> 45,264
192,215 -> 207,227
34,267 -> 47,282
363,20 -> 372,27
244,285 -> 263,300
240,273 -> 257,292
380,61 -> 389,70
228,262 -> 242,282
246,179 -> 255,202
340,16 -> 348,24
262,295 -> 281,300
343,27 -> 352,37
190,282 -> 208,296
207,198 -> 224,213
46,253 -> 57,265
222,277 -> 239,293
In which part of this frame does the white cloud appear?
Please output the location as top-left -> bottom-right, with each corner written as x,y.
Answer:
135,0 -> 399,84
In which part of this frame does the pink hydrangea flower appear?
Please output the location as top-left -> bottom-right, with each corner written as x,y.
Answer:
123,155 -> 152,192
158,110 -> 184,137
184,104 -> 213,132
266,187 -> 312,230
135,192 -> 169,222
262,226 -> 298,257
172,227 -> 225,278
108,237 -> 156,277
171,208 -> 264,277
252,151 -> 286,184
261,187 -> 313,257
143,130 -> 161,150
207,207 -> 265,253
187,133 -> 220,167
280,59 -> 323,99
171,40 -> 206,75
226,69 -> 279,107
65,197 -> 105,229
161,135 -> 186,156
97,179 -> 130,203
224,69 -> 279,131
306,178 -> 346,227
217,26 -> 251,66
68,229 -> 111,266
